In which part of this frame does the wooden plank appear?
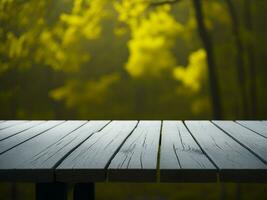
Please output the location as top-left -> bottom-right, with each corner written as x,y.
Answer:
0,121 -> 86,182
24,120 -> 109,168
0,121 -> 44,141
0,120 -> 26,130
56,120 -> 138,182
108,121 -> 161,182
213,121 -> 267,164
236,121 -> 267,138
0,121 -> 64,154
185,121 -> 267,182
160,121 -> 216,182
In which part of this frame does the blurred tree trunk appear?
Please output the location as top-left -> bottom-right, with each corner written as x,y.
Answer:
243,0 -> 257,118
225,0 -> 249,119
192,0 -> 222,119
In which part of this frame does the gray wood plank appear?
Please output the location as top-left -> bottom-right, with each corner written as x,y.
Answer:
25,120 -> 110,169
0,120 -> 27,130
213,121 -> 267,164
236,121 -> 267,138
185,121 -> 267,182
160,121 -> 216,182
0,121 -> 44,141
0,120 -> 86,182
0,121 -> 64,154
108,121 -> 161,182
56,120 -> 138,182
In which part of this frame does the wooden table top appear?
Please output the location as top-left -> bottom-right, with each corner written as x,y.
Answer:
0,120 -> 266,183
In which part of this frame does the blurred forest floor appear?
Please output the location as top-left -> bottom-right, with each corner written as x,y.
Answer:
1,182 -> 267,200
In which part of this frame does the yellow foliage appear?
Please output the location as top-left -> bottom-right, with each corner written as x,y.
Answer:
60,0 -> 107,46
173,49 -> 207,92
115,2 -> 184,78
7,32 -> 27,58
114,0 -> 148,29
0,0 -> 108,73
37,30 -> 67,70
51,73 -> 120,107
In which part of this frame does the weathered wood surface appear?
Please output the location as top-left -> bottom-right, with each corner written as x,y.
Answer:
0,120 -> 266,183
185,121 -> 267,182
0,121 -> 86,181
236,120 -> 267,138
56,121 -> 138,182
0,121 -> 63,154
108,121 -> 161,182
0,120 -> 26,130
26,121 -> 109,169
160,121 -> 216,182
0,121 -> 44,141
0,120 -> 110,180
213,121 -> 267,163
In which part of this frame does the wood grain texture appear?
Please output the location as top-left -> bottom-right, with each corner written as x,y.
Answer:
213,121 -> 267,164
236,121 -> 267,138
0,120 -> 266,183
160,121 -> 216,182
108,121 -> 161,182
0,121 -> 26,130
0,121 -> 63,154
56,121 -> 138,182
26,120 -> 109,169
185,121 -> 267,182
0,121 -> 86,182
0,121 -> 44,141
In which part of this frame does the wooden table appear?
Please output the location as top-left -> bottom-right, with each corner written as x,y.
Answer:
0,120 -> 266,199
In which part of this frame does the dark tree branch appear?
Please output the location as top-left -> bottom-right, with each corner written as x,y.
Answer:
149,0 -> 182,7
192,0 -> 222,119
243,0 -> 257,118
145,0 -> 222,119
225,0 -> 249,118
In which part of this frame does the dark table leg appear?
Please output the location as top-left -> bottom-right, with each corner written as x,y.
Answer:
74,183 -> 95,200
36,182 -> 67,200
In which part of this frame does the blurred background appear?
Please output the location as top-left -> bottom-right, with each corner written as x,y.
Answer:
0,0 -> 267,199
